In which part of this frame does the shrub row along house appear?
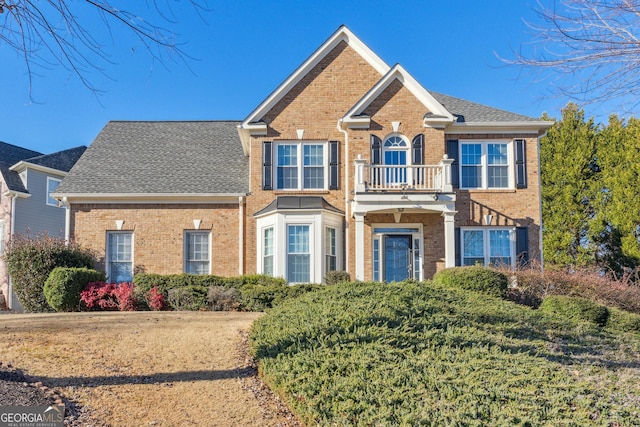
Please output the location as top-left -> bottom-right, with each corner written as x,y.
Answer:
0,143 -> 86,310
53,26 -> 552,287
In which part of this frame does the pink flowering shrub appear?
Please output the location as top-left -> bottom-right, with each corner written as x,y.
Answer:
80,282 -> 137,311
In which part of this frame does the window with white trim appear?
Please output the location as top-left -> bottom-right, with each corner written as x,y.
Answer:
460,141 -> 512,189
276,142 -> 327,190
46,177 -> 62,207
287,225 -> 310,283
325,227 -> 336,273
107,232 -> 133,283
263,227 -> 274,277
185,231 -> 210,274
462,228 -> 514,267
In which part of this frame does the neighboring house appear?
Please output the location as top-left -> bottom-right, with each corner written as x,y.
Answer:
54,26 -> 552,285
0,142 -> 87,310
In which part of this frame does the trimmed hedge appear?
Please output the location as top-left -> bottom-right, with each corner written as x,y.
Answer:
44,267 -> 106,312
607,307 -> 640,333
167,285 -> 208,311
241,283 -> 321,312
539,295 -> 610,327
133,273 -> 287,295
325,270 -> 351,285
433,266 -> 508,298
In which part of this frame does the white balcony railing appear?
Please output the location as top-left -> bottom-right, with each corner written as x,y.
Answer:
354,155 -> 454,193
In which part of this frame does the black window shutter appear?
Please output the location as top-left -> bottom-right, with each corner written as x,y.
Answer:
516,226 -> 529,266
262,141 -> 272,190
329,140 -> 339,190
370,135 -> 382,165
455,227 -> 461,266
515,139 -> 527,189
412,134 -> 424,165
446,140 -> 459,188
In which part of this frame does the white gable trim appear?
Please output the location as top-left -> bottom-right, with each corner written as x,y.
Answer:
9,161 -> 68,177
238,26 -> 390,153
341,64 -> 454,129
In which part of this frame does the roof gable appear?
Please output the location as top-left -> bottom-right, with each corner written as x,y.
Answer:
0,141 -> 43,194
238,25 -> 391,153
10,146 -> 87,176
341,64 -> 454,129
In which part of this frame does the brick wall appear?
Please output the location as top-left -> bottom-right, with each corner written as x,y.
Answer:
0,177 -> 11,308
70,203 -> 241,277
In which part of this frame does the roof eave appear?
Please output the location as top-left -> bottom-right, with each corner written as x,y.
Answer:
9,161 -> 68,176
446,121 -> 554,135
53,192 -> 248,204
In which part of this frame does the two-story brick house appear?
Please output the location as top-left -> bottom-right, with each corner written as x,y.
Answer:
54,26 -> 552,284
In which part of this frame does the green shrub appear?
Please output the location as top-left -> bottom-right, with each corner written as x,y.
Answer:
324,270 -> 351,285
240,283 -> 320,312
134,273 -> 226,295
167,285 -> 208,311
433,266 -> 508,298
207,286 -> 241,311
607,307 -> 640,333
4,234 -> 96,312
44,267 -> 105,312
539,295 -> 610,327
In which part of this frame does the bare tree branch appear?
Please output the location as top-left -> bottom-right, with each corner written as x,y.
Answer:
500,0 -> 640,113
0,0 -> 209,98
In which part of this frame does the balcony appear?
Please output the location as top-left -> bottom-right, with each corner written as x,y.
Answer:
354,155 -> 454,194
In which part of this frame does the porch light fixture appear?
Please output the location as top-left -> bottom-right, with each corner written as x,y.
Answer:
193,219 -> 202,230
484,214 -> 493,226
115,220 -> 124,230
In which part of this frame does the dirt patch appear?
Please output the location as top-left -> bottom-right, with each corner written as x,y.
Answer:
0,311 -> 300,426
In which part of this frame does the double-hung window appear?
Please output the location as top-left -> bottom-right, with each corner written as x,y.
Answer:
263,227 -> 274,277
46,177 -> 62,207
325,227 -> 337,273
460,141 -> 511,189
185,231 -> 210,274
107,232 -> 133,283
462,228 -> 514,267
287,225 -> 310,283
276,143 -> 326,190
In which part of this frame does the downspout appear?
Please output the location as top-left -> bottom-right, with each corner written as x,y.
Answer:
238,196 -> 244,275
337,119 -> 349,273
63,197 -> 71,243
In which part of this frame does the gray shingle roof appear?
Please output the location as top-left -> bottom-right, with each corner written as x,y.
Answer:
25,146 -> 87,172
254,196 -> 344,217
56,121 -> 249,195
430,91 -> 541,123
0,141 -> 43,193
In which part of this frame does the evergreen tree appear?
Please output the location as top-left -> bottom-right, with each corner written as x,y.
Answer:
540,104 -> 599,267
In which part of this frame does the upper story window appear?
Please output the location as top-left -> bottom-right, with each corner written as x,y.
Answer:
460,141 -> 512,189
46,177 -> 62,207
276,142 -> 326,190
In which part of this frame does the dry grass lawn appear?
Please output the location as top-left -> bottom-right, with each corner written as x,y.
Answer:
0,311 -> 294,426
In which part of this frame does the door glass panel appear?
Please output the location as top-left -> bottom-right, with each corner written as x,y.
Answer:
384,150 -> 407,184
384,235 -> 412,282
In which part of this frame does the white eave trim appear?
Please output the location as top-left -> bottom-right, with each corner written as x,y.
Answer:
446,120 -> 554,134
3,190 -> 30,199
341,64 -> 455,128
52,192 -> 248,204
9,161 -> 67,177
240,25 -> 390,135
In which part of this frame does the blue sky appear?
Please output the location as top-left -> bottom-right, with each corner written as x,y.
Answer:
0,1 -> 599,154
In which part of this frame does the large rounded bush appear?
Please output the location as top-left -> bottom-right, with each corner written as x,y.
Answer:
539,295 -> 609,327
44,267 -> 105,311
433,266 -> 508,298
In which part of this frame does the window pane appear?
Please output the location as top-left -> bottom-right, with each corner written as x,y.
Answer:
303,145 -> 323,166
488,165 -> 509,188
461,165 -> 482,188
490,230 -> 511,266
277,145 -> 298,189
325,227 -> 336,273
303,167 -> 324,188
288,225 -> 310,282
463,230 -> 484,266
47,179 -> 60,206
373,238 -> 380,281
488,144 -> 508,165
384,136 -> 406,147
461,144 -> 481,165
